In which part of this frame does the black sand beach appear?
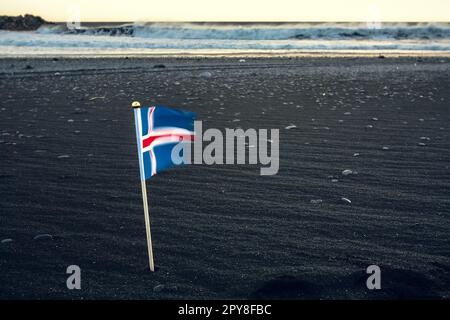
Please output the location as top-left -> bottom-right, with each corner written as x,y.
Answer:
0,56 -> 449,299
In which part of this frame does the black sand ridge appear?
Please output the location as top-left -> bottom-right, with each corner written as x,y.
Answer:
0,57 -> 449,299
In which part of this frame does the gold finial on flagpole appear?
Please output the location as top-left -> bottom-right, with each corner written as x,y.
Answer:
132,101 -> 141,108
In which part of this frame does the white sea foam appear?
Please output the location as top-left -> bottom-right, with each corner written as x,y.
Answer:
36,22 -> 450,40
1,22 -> 450,55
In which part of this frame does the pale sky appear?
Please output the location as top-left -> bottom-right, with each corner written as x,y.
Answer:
1,0 -> 450,22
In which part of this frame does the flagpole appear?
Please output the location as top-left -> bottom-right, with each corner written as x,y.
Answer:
140,178 -> 155,272
132,101 -> 155,272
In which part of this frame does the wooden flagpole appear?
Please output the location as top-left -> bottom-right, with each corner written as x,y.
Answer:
140,178 -> 155,272
132,101 -> 155,272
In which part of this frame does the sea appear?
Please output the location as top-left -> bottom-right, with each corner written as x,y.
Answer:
1,22 -> 450,56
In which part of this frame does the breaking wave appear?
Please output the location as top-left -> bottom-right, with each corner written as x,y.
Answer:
1,22 -> 450,55
36,22 -> 450,41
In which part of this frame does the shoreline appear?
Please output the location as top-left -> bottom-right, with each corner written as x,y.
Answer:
2,50 -> 450,59
2,56 -> 449,79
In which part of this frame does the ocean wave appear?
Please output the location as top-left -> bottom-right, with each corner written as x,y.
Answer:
2,30 -> 450,53
2,22 -> 450,55
36,22 -> 450,41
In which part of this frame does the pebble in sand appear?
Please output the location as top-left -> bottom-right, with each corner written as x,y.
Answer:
199,71 -> 212,78
33,234 -> 53,241
342,169 -> 357,176
341,197 -> 352,204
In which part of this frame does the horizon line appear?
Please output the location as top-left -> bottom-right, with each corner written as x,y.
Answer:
43,20 -> 450,23
1,14 -> 450,23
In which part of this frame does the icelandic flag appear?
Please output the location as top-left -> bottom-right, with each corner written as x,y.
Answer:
133,105 -> 195,180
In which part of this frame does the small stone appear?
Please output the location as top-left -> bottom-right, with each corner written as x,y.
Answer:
33,234 -> 53,241
153,284 -> 164,292
353,153 -> 360,157
342,169 -> 353,176
341,197 -> 352,204
153,284 -> 178,293
89,96 -> 105,101
199,71 -> 212,78
382,146 -> 390,150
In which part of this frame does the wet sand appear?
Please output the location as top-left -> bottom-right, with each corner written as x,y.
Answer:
0,56 -> 449,299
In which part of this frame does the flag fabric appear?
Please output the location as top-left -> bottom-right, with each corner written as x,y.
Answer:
134,105 -> 195,180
